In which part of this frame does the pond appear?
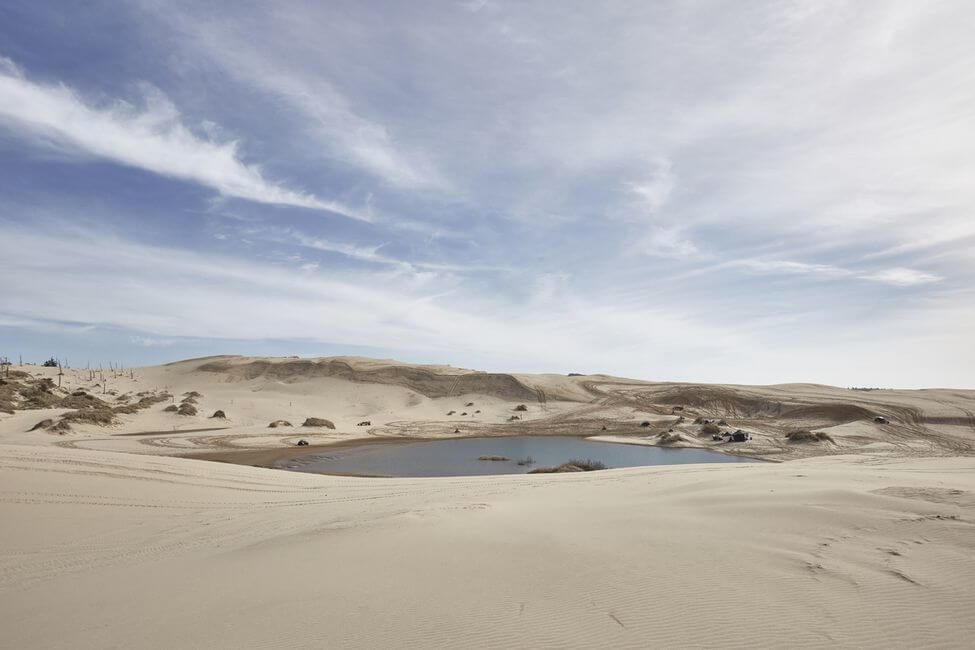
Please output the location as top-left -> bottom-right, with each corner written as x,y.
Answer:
272,435 -> 758,477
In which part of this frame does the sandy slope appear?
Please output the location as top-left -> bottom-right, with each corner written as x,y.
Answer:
3,355 -> 973,462
1,445 -> 973,648
2,356 -> 974,647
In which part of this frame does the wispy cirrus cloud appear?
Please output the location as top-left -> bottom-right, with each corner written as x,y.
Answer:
6,223 -> 970,386
626,159 -> 676,217
731,258 -> 852,279
0,58 -> 366,218
1,2 -> 973,387
637,226 -> 698,259
723,256 -> 944,288
0,224 -> 743,371
129,335 -> 176,347
860,267 -> 942,287
147,7 -> 446,192
248,226 -> 509,274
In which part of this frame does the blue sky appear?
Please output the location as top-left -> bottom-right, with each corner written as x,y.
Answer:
1,1 -> 973,387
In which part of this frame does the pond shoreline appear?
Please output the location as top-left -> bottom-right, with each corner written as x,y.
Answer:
185,433 -> 764,477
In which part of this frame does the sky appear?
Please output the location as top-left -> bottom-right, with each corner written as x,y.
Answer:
1,1 -> 973,387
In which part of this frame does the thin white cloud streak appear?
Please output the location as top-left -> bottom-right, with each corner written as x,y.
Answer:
271,229 -> 397,267
732,259 -> 852,279
729,258 -> 942,287
129,335 -> 176,347
0,58 -> 366,218
248,226 -> 510,274
860,267 -> 942,287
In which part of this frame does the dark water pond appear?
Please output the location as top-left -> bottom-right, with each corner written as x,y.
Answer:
273,435 -> 757,477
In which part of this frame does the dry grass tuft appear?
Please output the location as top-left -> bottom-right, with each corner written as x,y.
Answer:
658,431 -> 683,444
114,393 -> 170,415
528,464 -> 583,474
786,429 -> 834,443
177,403 -> 198,416
62,408 -> 117,426
60,393 -> 108,410
21,383 -> 61,409
529,458 -> 606,473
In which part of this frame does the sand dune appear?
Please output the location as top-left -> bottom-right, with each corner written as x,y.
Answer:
1,356 -> 974,647
2,355 -> 972,462
0,445 -> 973,648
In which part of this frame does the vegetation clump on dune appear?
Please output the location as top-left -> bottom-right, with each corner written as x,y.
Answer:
785,429 -> 834,443
0,383 -> 16,414
658,431 -> 683,444
302,417 -> 335,429
268,420 -> 292,428
62,408 -> 117,426
177,403 -> 198,416
210,410 -> 226,419
29,418 -> 54,431
21,381 -> 62,410
700,423 -> 721,435
114,393 -> 170,414
514,404 -> 528,411
59,392 -> 108,410
163,404 -> 178,412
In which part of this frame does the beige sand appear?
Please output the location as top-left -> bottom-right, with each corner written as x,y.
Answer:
3,355 -> 973,461
1,446 -> 973,648
1,356 -> 974,647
